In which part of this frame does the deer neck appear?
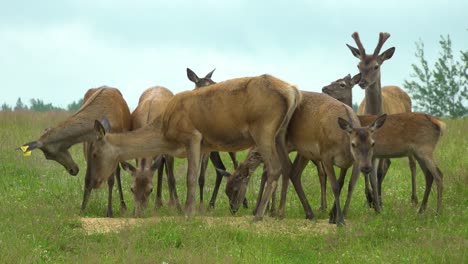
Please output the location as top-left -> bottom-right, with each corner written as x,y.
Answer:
342,93 -> 353,108
40,118 -> 96,148
364,80 -> 383,115
106,125 -> 181,161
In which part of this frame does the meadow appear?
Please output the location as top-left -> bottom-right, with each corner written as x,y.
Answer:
0,111 -> 466,263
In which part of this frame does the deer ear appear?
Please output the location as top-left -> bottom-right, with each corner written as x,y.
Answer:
150,156 -> 164,171
94,120 -> 107,139
215,168 -> 231,177
338,117 -> 354,134
350,73 -> 361,87
368,114 -> 387,132
378,47 -> 395,62
346,44 -> 361,59
186,68 -> 199,83
205,68 -> 216,79
120,161 -> 136,174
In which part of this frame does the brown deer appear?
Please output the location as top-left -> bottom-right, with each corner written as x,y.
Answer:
346,32 -> 415,210
86,74 -> 301,220
223,91 -> 387,225
322,74 -> 418,205
186,68 -> 245,209
120,86 -> 182,216
341,113 -> 445,216
20,86 -> 131,217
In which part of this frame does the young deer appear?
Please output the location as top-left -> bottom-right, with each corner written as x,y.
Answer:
223,92 -> 387,225
120,86 -> 182,216
86,74 -> 301,220
20,87 -> 131,217
322,74 -> 418,205
186,68 -> 241,209
346,32 -> 414,210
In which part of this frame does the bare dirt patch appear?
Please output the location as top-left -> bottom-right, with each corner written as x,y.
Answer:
80,216 -> 339,235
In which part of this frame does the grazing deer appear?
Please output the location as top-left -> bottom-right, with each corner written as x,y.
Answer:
86,74 -> 301,220
323,74 -> 418,205
346,32 -> 414,210
223,92 -> 387,225
186,68 -> 244,209
120,86 -> 182,216
20,86 -> 131,217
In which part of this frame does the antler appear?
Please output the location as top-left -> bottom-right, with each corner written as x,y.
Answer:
351,32 -> 366,57
373,32 -> 391,57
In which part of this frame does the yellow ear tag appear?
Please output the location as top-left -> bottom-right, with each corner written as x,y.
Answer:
20,145 -> 32,157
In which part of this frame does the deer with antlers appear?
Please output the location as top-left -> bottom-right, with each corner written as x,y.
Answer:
346,32 -> 415,210
86,74 -> 301,220
20,86 -> 131,217
322,75 -> 445,216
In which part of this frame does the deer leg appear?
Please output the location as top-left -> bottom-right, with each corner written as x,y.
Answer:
155,156 -> 164,209
165,155 -> 182,211
106,175 -> 115,218
416,155 -> 443,214
115,165 -> 127,211
270,187 -> 277,217
311,160 -> 327,212
364,172 -> 373,207
409,155 -> 418,205
276,127 -> 292,219
253,166 -> 268,216
228,151 -> 239,169
289,154 -> 314,220
377,158 -> 390,206
324,161 -> 345,226
80,175 -> 92,215
185,137 -> 202,217
370,159 -> 381,212
208,151 -> 226,209
343,163 -> 361,217
198,153 -> 209,209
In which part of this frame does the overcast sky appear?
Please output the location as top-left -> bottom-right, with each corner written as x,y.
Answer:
1,0 -> 466,110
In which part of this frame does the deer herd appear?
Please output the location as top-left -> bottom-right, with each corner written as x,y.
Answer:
19,32 -> 445,226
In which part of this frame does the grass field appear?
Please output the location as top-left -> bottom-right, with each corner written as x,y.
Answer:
0,111 -> 466,263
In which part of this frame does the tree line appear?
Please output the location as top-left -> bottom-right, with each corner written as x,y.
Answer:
1,98 -> 83,112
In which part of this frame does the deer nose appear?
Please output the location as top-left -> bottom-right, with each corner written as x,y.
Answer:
322,87 -> 329,93
358,80 -> 367,89
361,166 -> 372,174
68,167 -> 79,176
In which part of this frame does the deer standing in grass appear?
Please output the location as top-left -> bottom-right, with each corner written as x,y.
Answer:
20,87 -> 131,217
346,32 -> 415,210
322,74 -> 445,215
120,86 -> 181,216
224,91 -> 388,225
86,74 -> 301,220
186,68 -> 243,209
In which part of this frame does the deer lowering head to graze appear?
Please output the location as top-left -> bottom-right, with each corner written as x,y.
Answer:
20,87 -> 131,217
342,113 -> 445,216
119,86 -> 181,217
86,74 -> 301,220
223,91 -> 386,225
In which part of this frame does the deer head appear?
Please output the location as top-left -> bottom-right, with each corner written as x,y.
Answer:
121,156 -> 163,216
19,130 -> 79,176
338,114 -> 387,174
346,32 -> 395,89
186,68 -> 216,88
322,73 -> 361,105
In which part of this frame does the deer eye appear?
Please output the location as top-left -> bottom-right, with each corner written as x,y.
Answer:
131,187 -> 135,193
149,188 -> 153,193
340,83 -> 345,88
374,65 -> 379,70
371,141 -> 375,147
351,143 -> 357,148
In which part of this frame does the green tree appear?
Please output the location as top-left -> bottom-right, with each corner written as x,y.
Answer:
404,35 -> 467,117
14,97 -> 28,111
1,102 -> 12,111
30,98 -> 64,112
67,98 -> 83,112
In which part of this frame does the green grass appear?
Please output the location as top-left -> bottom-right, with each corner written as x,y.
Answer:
0,111 -> 466,263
